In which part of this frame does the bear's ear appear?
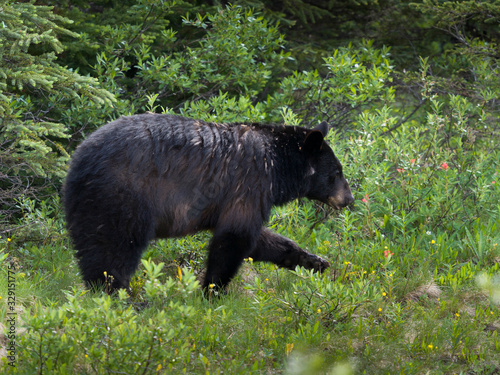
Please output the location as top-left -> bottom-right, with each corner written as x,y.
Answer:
303,130 -> 324,154
313,121 -> 329,137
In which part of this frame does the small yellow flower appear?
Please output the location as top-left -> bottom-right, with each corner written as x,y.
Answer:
85,354 -> 88,358
209,283 -> 215,289
247,257 -> 253,262
156,364 -> 162,371
384,246 -> 388,249
431,240 -> 435,244
382,292 -> 387,297
378,308 -> 382,312
285,343 -> 294,356
265,278 -> 269,282
427,344 -> 433,350
317,308 -> 321,314
7,238 -> 11,242
455,313 -> 460,318
389,273 -> 393,277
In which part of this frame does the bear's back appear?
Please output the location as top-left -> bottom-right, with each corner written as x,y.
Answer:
72,114 -> 271,174
65,114 -> 277,235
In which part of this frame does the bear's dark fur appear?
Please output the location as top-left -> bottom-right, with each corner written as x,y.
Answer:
64,114 -> 354,293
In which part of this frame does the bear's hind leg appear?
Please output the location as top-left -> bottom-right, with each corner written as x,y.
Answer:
77,245 -> 143,293
73,219 -> 154,294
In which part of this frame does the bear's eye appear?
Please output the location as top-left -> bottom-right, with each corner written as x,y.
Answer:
329,171 -> 341,184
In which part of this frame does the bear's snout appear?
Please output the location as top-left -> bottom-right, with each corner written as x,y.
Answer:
327,177 -> 354,209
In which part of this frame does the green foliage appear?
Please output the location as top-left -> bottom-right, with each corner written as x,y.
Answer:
414,0 -> 500,44
0,2 -> 114,221
15,287 -> 198,374
90,4 -> 291,121
63,2 -> 396,129
1,0 -> 500,373
272,40 -> 394,127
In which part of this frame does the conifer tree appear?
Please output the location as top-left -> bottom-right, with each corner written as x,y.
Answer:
0,1 -> 114,221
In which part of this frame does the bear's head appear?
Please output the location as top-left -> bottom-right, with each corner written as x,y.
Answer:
303,122 -> 354,209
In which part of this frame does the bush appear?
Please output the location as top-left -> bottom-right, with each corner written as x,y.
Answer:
0,2 -> 114,223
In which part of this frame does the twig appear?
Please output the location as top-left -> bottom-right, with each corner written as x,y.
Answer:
381,99 -> 426,135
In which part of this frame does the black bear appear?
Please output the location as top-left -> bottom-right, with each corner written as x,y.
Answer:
64,114 -> 354,293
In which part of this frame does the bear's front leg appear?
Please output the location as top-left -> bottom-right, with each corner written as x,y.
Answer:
249,228 -> 330,272
203,230 -> 257,293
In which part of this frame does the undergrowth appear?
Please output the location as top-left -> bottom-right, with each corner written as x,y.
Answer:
1,52 -> 499,375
